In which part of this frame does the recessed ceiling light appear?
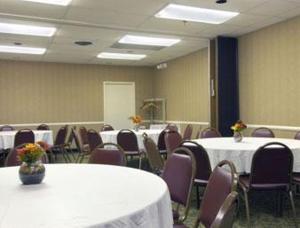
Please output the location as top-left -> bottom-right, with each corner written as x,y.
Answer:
0,45 -> 46,55
118,35 -> 181,47
0,22 -> 56,37
21,0 -> 72,6
97,52 -> 146,60
155,4 -> 239,24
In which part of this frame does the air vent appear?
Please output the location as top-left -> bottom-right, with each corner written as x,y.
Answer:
111,43 -> 165,51
74,41 -> 93,46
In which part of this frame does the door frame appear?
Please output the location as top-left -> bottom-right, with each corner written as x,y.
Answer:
103,81 -> 136,126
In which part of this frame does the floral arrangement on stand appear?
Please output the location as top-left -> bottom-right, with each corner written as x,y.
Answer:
140,102 -> 159,124
17,142 -> 46,185
129,115 -> 143,131
231,120 -> 247,142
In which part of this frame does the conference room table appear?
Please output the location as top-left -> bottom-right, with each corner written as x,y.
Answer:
0,164 -> 173,228
192,137 -> 300,173
100,129 -> 162,151
0,130 -> 53,150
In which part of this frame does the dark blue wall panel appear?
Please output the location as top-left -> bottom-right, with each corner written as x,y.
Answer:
217,37 -> 239,136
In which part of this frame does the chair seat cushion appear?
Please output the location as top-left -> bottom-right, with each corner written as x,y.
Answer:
239,175 -> 289,190
124,151 -> 140,156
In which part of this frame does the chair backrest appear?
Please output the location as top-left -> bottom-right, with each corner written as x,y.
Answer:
117,129 -> 139,152
87,129 -> 103,152
79,126 -> 89,146
14,129 -> 35,147
251,127 -> 275,138
166,123 -> 178,132
5,144 -> 48,167
165,130 -> 182,155
72,128 -> 83,153
101,124 -> 114,131
157,129 -> 168,151
249,142 -> 293,188
210,191 -> 239,228
196,160 -> 238,228
162,147 -> 196,223
183,124 -> 193,140
181,141 -> 212,182
54,125 -> 68,146
200,127 -> 222,138
143,134 -> 164,173
89,143 -> 126,166
0,125 -> 15,131
294,131 -> 300,140
36,124 -> 50,130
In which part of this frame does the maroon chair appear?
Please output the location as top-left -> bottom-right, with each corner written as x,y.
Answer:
5,144 -> 48,167
87,129 -> 103,152
239,142 -> 296,226
183,124 -> 193,140
14,129 -> 34,147
89,143 -> 126,166
162,147 -> 196,224
294,131 -> 300,140
165,130 -> 182,155
143,134 -> 164,175
117,129 -> 143,169
0,125 -> 15,131
181,141 -> 212,208
36,124 -> 50,130
200,127 -> 222,138
157,129 -> 168,155
101,124 -> 114,131
79,126 -> 90,151
251,127 -> 275,138
49,125 -> 69,162
166,123 -> 178,132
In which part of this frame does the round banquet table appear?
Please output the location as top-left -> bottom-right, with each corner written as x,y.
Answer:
192,137 -> 300,173
0,164 -> 173,228
0,130 -> 53,150
100,129 -> 162,151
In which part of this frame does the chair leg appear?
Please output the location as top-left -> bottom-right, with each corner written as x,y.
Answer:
196,185 -> 200,208
288,190 -> 298,228
242,189 -> 251,227
138,154 -> 142,169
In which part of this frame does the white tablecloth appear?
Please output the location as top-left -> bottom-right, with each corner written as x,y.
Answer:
0,130 -> 53,150
100,129 -> 162,151
0,164 -> 173,228
192,137 -> 300,173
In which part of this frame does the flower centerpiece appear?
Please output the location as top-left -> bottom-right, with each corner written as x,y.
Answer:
231,120 -> 247,142
17,143 -> 46,185
129,115 -> 142,131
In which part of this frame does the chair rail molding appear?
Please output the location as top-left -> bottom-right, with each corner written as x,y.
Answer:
247,124 -> 300,132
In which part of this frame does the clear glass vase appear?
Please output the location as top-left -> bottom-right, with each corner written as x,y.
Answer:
19,160 -> 45,185
233,131 -> 243,143
134,124 -> 140,131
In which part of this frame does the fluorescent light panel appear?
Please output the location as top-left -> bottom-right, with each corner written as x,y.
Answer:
97,52 -> 146,60
155,4 -> 239,24
0,22 -> 56,37
119,35 -> 181,47
22,0 -> 72,6
0,45 -> 46,55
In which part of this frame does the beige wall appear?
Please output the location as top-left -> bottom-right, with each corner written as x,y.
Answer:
239,16 -> 300,137
0,60 -> 153,128
153,48 -> 209,123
